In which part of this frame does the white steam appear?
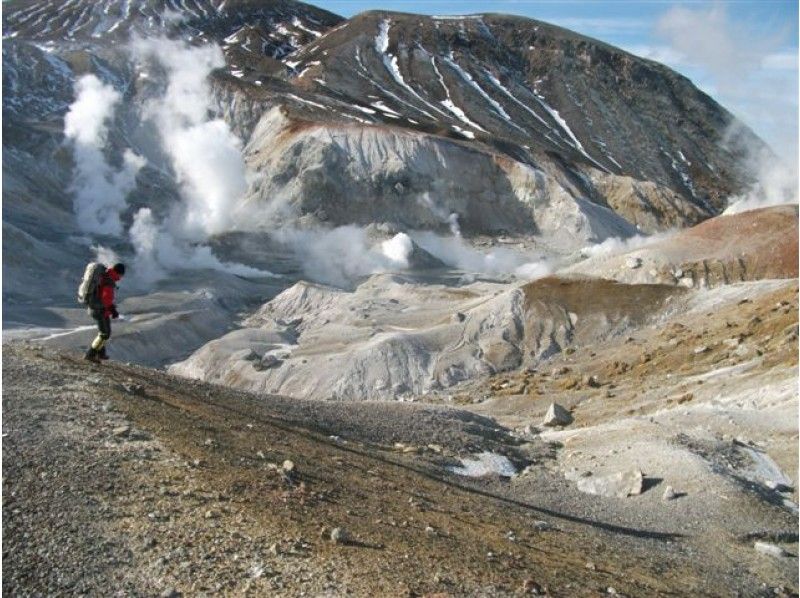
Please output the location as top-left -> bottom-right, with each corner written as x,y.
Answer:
131,208 -> 274,284
579,231 -> 674,259
64,74 -> 145,235
91,244 -> 121,267
412,231 -> 550,280
275,226 -> 412,288
132,37 -> 247,238
380,232 -> 414,268
122,38 -> 273,282
723,134 -> 798,215
655,5 -> 798,211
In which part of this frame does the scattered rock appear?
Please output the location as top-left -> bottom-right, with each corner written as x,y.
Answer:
754,542 -> 787,558
765,480 -> 793,493
542,403 -> 572,427
330,527 -> 350,545
575,470 -> 643,498
121,383 -> 145,395
112,426 -> 131,438
582,374 -> 601,388
662,486 -> 678,501
625,256 -> 642,269
521,578 -> 542,594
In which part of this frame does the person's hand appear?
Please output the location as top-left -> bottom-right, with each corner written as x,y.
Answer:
111,306 -> 120,319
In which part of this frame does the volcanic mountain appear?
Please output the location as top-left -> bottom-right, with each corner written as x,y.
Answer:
3,2 -> 798,594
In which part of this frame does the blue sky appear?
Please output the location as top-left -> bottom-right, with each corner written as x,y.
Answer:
320,1 -> 799,162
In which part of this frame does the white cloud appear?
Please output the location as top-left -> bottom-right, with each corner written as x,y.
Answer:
621,44 -> 688,68
549,17 -> 649,36
762,52 -> 799,71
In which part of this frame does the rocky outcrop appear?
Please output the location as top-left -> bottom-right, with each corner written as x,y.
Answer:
566,205 -> 799,287
170,273 -> 683,400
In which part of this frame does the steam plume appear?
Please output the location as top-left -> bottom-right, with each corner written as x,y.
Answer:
64,75 -> 145,235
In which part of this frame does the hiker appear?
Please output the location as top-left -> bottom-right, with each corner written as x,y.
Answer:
82,263 -> 126,363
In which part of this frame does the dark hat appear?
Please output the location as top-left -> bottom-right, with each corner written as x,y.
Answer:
112,263 -> 126,276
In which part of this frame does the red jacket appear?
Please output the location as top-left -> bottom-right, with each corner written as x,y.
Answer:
98,268 -> 121,318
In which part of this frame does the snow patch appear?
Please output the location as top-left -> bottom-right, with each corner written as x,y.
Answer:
448,452 -> 517,477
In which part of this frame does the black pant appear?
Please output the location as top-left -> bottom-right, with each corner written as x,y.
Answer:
90,310 -> 111,351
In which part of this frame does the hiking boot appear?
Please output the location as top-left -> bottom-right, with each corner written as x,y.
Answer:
98,347 -> 109,360
84,348 -> 101,363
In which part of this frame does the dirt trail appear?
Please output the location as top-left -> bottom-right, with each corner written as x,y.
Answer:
3,342 -> 779,597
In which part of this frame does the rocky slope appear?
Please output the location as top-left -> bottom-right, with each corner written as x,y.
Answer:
4,342 -> 797,596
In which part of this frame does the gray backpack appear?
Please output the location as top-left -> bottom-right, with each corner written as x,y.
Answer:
77,262 -> 106,308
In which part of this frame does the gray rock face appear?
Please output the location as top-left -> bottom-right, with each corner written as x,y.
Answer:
575,470 -> 644,498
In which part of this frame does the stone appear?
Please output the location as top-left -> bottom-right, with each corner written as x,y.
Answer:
160,589 -> 181,598
765,480 -> 793,493
662,486 -> 678,501
575,469 -> 643,498
522,578 -> 542,594
693,345 -> 710,354
258,354 -> 282,369
122,383 -> 145,395
112,426 -> 131,438
582,374 -> 601,388
330,527 -> 349,544
453,312 -> 466,322
625,256 -> 642,269
281,460 -> 296,474
754,542 -> 786,558
542,403 -> 572,427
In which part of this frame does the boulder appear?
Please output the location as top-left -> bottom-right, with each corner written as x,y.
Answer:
330,527 -> 350,544
542,403 -> 572,427
754,542 -> 786,558
662,485 -> 678,501
575,469 -> 643,498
